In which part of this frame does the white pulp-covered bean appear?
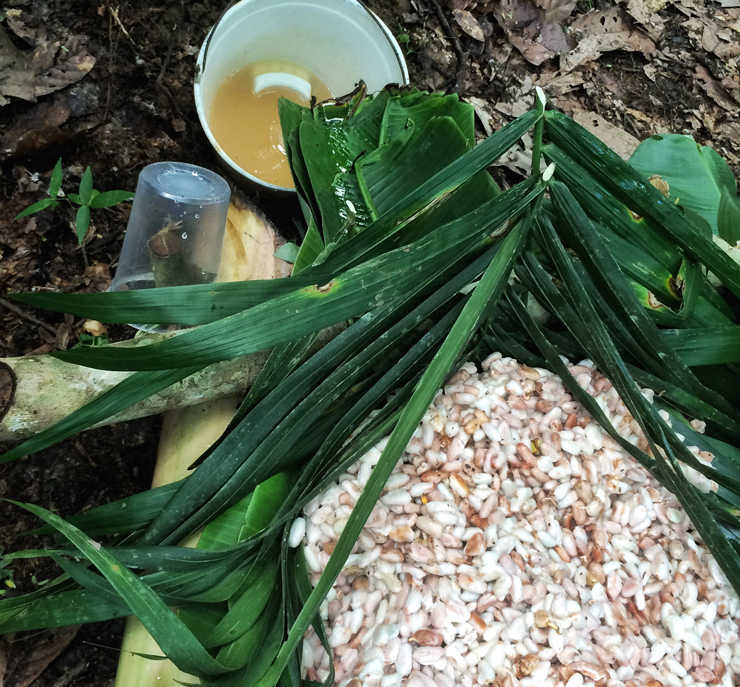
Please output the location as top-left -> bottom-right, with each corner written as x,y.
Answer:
298,355 -> 740,687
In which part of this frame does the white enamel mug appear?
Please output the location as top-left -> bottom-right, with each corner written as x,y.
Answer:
194,0 -> 410,193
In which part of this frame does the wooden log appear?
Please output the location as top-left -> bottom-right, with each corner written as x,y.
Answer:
0,347 -> 268,442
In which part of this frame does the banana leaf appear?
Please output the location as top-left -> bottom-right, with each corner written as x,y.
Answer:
629,133 -> 737,234
544,111 -> 740,298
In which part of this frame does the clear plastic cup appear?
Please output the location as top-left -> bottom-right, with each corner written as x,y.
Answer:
111,162 -> 230,294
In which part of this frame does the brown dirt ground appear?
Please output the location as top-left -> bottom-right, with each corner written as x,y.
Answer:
0,0 -> 738,684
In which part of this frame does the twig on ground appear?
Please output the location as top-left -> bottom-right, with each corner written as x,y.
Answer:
156,22 -> 175,87
0,298 -> 58,336
48,659 -> 89,687
623,112 -> 643,140
425,0 -> 469,94
103,1 -> 121,121
108,5 -> 139,51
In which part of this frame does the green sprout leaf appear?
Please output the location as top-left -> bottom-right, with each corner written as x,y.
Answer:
49,159 -> 64,199
79,166 -> 94,205
14,197 -> 58,220
89,190 -> 135,208
75,205 -> 91,243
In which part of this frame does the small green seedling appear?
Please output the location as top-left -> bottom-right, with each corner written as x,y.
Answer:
395,25 -> 415,55
15,159 -> 134,244
76,331 -> 111,348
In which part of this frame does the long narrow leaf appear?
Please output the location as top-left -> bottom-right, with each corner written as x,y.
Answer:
0,588 -> 129,632
9,502 -> 232,677
11,277 -> 329,326
549,181 -> 737,418
664,327 -> 740,366
53,181 -> 540,372
254,206 -> 536,687
32,481 -> 183,537
542,143 -> 681,271
544,111 -> 740,298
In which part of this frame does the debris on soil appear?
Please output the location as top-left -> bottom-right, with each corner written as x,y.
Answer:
694,64 -> 740,113
562,6 -> 656,72
1,626 -> 79,687
572,110 -> 641,159
388,0 -> 740,174
453,9 -> 485,41
0,94 -> 71,158
489,0 -> 577,66
0,15 -> 96,107
0,25 -> 35,104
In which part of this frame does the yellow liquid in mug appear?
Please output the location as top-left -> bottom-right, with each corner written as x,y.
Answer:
209,60 -> 333,188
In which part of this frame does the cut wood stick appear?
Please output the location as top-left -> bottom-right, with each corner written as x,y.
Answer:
114,194 -> 291,687
114,396 -> 240,687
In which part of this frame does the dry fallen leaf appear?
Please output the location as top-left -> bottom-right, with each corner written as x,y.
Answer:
643,63 -> 658,81
467,96 -> 496,136
562,7 -> 656,72
644,0 -> 669,9
83,319 -> 108,336
717,121 -> 740,145
490,0 -> 576,65
56,320 -> 74,350
493,75 -> 535,118
453,9 -> 485,41
619,0 -> 665,40
5,10 -> 37,44
2,626 -> 79,687
0,26 -> 35,105
674,0 -> 705,16
0,93 -> 71,158
700,22 -> 740,60
83,261 -> 113,291
626,107 -> 651,122
3,10 -> 96,100
534,69 -> 588,96
537,0 -> 578,23
572,110 -> 640,160
682,15 -> 740,61
498,132 -> 534,175
695,65 -> 740,112
33,35 -> 96,98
